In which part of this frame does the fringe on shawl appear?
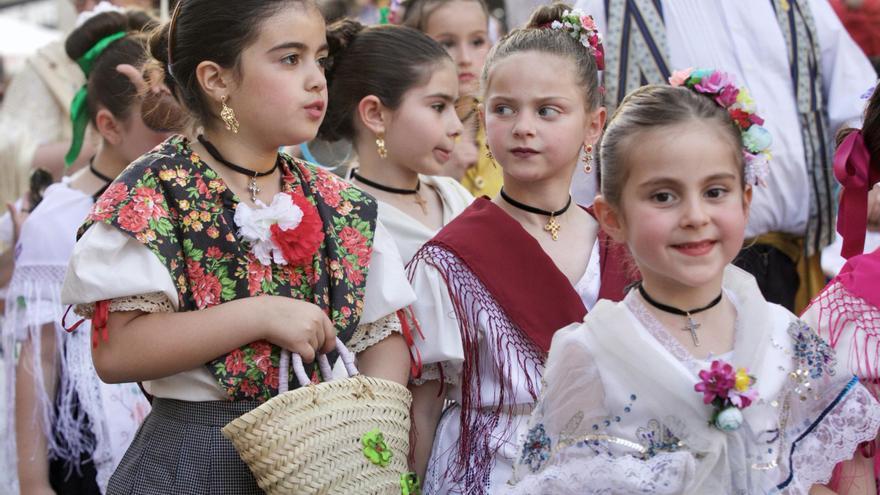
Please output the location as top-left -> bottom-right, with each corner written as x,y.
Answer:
2,264 -> 116,491
806,280 -> 880,483
408,244 -> 545,494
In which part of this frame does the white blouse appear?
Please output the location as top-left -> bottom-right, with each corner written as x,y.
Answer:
61,219 -> 415,401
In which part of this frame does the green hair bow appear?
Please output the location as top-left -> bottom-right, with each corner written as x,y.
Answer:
64,31 -> 127,167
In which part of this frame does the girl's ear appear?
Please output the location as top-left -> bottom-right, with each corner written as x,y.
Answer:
95,108 -> 123,146
583,106 -> 607,148
593,194 -> 627,243
742,183 -> 753,221
195,60 -> 234,120
356,95 -> 389,136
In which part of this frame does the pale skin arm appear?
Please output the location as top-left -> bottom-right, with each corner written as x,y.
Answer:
31,140 -> 92,180
95,295 -> 336,384
410,380 -> 445,479
827,450 -> 878,495
14,323 -> 58,495
355,332 -> 410,386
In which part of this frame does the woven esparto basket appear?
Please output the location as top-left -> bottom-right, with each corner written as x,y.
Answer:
222,337 -> 412,494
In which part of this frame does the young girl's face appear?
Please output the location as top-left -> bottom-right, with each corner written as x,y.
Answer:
483,51 -> 598,185
383,61 -> 463,175
612,122 -> 751,292
229,4 -> 328,148
423,0 -> 490,96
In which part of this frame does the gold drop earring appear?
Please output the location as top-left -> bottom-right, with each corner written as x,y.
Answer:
220,96 -> 240,134
582,144 -> 594,174
376,133 -> 388,159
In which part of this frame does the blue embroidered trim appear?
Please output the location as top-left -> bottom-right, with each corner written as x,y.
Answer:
776,375 -> 859,490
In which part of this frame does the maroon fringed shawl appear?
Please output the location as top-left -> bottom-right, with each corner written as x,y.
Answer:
408,198 -> 633,492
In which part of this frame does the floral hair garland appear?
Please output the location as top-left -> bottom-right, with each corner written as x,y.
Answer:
669,68 -> 773,187
548,9 -> 605,70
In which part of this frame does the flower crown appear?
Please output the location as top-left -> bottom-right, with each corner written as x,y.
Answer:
669,68 -> 772,187
547,9 -> 605,70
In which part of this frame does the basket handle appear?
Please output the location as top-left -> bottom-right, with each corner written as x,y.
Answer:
277,337 -> 359,393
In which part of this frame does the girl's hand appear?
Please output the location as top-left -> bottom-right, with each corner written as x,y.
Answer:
259,296 -> 337,362
7,200 -> 30,246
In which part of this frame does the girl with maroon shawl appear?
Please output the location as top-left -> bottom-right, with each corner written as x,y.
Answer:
406,4 -> 632,493
802,83 -> 880,493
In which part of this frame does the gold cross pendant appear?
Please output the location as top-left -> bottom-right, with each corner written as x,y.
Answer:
414,194 -> 428,215
544,215 -> 561,241
683,314 -> 701,347
247,176 -> 261,203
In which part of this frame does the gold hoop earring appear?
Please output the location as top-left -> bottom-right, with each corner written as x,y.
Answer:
583,144 -> 594,174
375,133 -> 388,159
220,96 -> 240,134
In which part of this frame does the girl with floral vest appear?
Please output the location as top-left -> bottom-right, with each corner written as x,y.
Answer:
61,1 -> 415,493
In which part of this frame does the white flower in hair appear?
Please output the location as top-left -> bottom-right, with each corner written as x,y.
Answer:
546,8 -> 606,70
76,0 -> 125,27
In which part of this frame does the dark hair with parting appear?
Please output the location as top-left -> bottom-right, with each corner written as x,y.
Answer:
149,0 -> 318,127
401,0 -> 490,31
66,10 -> 157,123
481,2 -> 601,109
600,85 -> 744,207
317,20 -> 452,142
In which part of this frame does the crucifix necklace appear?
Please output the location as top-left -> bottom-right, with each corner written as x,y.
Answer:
351,170 -> 427,214
499,188 -> 572,241
637,284 -> 723,347
198,135 -> 279,202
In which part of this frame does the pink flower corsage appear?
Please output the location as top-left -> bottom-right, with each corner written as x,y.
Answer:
234,191 -> 324,266
694,359 -> 758,431
668,68 -> 772,187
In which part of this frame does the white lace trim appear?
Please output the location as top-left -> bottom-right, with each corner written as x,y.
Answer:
625,290 -> 742,374
783,382 -> 880,493
506,450 -> 695,495
348,312 -> 402,354
412,361 -> 461,386
74,291 -> 174,318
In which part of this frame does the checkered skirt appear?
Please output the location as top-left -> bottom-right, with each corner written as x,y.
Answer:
107,398 -> 263,495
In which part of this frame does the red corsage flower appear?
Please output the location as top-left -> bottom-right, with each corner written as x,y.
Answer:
270,193 -> 325,266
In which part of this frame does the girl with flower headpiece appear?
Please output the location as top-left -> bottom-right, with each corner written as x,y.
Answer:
506,71 -> 880,494
2,9 -> 168,495
801,84 -> 880,493
406,3 -> 633,493
57,1 -> 418,493
402,0 -> 502,198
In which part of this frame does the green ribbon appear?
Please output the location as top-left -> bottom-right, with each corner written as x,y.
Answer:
65,31 -> 127,167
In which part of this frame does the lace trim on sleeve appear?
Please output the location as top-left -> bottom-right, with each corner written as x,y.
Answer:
348,312 -> 402,354
74,291 -> 174,318
411,361 -> 460,386
782,380 -> 880,492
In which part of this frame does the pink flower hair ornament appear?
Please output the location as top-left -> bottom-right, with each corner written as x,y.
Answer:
547,9 -> 605,70
669,68 -> 773,187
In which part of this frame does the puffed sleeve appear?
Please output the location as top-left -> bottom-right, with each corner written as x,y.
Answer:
62,222 -> 178,315
346,220 -> 417,354
407,254 -> 466,385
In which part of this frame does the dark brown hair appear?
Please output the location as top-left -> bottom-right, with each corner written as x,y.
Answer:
481,2 -> 600,110
402,0 -> 489,32
65,10 -> 157,123
316,21 -> 452,142
600,85 -> 744,207
149,0 -> 316,127
838,85 -> 880,164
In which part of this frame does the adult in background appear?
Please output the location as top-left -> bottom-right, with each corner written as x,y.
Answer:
575,0 -> 877,312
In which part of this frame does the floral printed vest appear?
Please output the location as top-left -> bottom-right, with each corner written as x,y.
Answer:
81,136 -> 377,402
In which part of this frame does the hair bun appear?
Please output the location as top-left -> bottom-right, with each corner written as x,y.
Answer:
525,2 -> 572,29
66,10 -> 155,61
326,18 -> 365,56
